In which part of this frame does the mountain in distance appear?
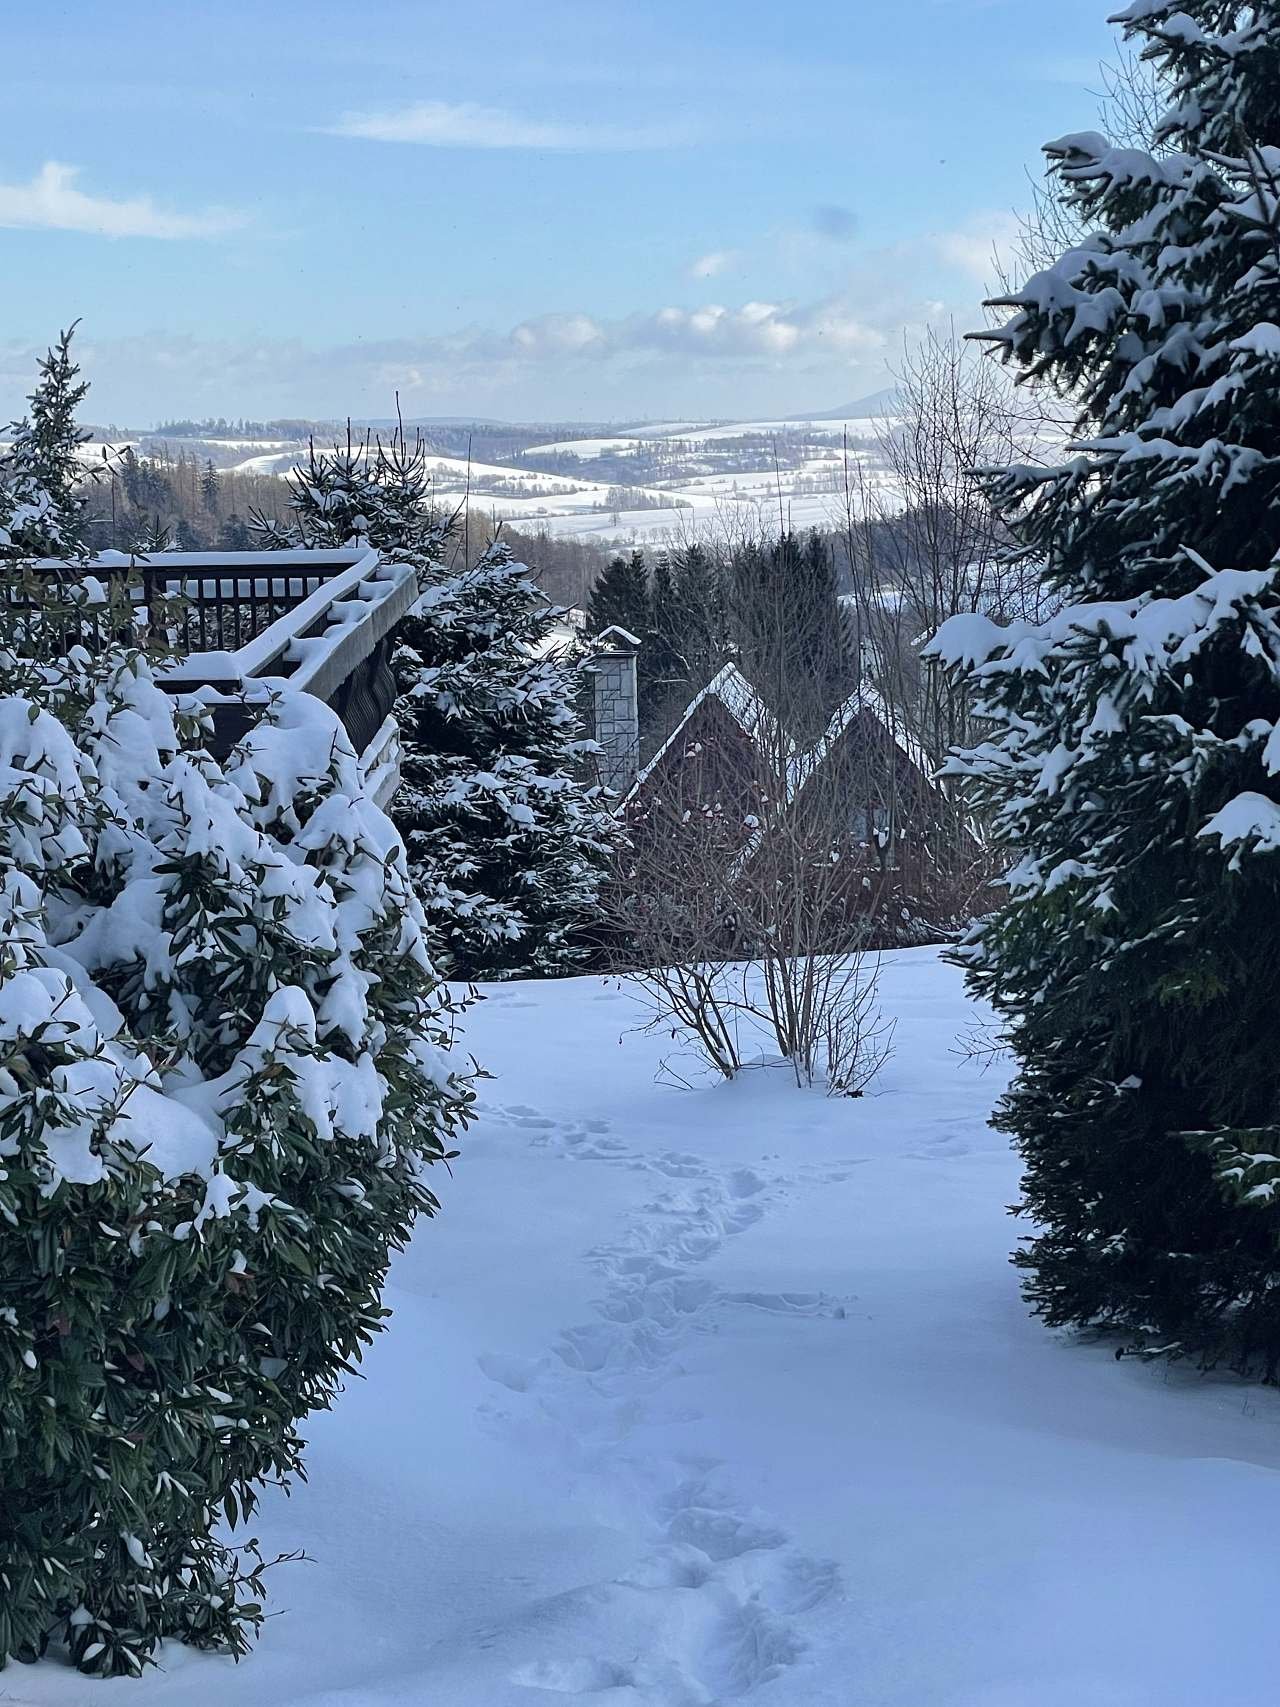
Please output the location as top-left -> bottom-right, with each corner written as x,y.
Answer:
803,386 -> 899,421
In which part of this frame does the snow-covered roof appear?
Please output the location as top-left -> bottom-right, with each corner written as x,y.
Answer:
626,661 -> 935,807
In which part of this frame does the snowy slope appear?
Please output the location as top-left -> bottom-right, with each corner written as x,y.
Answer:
16,950 -> 1280,1705
510,416 -> 904,541
206,418 -> 909,544
226,445 -> 682,523
524,418 -> 898,457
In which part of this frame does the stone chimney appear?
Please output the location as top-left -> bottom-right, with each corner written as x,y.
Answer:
588,625 -> 641,796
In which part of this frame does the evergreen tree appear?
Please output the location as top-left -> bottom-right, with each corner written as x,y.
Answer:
274,432 -> 377,549
638,544 -> 731,742
929,0 -> 1280,1374
259,432 -> 618,977
0,325 -> 92,560
254,429 -> 444,566
200,459 -> 221,513
0,583 -> 471,1672
247,510 -> 302,549
588,549 -> 651,640
730,531 -> 851,738
588,548 -> 684,734
645,550 -> 689,716
135,515 -> 173,554
393,538 -> 619,979
368,430 -> 446,564
673,541 -> 727,681
174,515 -> 205,551
218,512 -> 252,550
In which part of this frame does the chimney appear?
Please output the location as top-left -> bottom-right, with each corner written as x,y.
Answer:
588,625 -> 641,796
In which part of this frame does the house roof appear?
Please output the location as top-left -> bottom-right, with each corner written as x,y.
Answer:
626,662 -> 936,808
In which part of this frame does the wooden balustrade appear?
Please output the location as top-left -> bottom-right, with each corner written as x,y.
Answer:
16,546 -> 417,781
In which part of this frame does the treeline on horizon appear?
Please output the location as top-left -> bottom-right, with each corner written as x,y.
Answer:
76,442 -> 613,609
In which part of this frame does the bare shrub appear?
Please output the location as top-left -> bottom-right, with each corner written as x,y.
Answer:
609,776 -> 751,1081
605,576 -> 899,1095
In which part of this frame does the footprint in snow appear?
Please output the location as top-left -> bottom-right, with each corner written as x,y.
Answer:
476,1350 -> 543,1393
509,1656 -> 634,1693
727,1167 -> 766,1198
699,1595 -> 802,1699
721,1290 -> 831,1317
651,1151 -> 709,1179
665,1505 -> 787,1562
479,1102 -> 835,1701
492,1103 -> 557,1130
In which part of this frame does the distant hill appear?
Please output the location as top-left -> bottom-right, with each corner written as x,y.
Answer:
358,415 -> 511,429
804,387 -> 899,421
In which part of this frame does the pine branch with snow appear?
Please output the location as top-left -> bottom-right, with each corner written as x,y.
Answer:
928,0 -> 1280,1375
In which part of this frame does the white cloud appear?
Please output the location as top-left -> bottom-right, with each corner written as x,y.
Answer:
935,212 -> 1021,285
484,295 -> 893,364
0,162 -> 244,240
690,249 -> 738,280
329,100 -> 699,151
3,278 -> 965,423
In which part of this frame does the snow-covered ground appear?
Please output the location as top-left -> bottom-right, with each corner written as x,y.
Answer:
524,417 -> 898,456
505,484 -> 899,546
18,949 -> 1280,1705
508,416 -> 904,542
205,416 -> 908,547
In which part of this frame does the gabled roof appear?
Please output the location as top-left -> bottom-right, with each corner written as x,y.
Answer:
626,662 -> 935,808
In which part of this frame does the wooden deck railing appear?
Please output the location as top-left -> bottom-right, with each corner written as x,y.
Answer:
24,547 -> 416,801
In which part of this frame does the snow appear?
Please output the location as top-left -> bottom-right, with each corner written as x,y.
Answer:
17,948 -> 1280,1706
1200,790 -> 1280,857
229,418 -> 913,547
517,488 -> 874,546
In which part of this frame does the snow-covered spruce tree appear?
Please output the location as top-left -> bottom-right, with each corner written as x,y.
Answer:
0,324 -> 93,562
0,601 -> 470,1673
257,432 -> 617,978
393,538 -> 619,979
251,429 -> 451,570
928,1 -> 1280,1374
251,431 -> 378,551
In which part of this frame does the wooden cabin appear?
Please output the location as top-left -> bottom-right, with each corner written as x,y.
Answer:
619,664 -> 980,946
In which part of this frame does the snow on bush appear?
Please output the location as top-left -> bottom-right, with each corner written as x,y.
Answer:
0,650 -> 471,1676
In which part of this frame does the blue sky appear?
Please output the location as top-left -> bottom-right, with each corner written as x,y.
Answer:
1,0 -> 1125,425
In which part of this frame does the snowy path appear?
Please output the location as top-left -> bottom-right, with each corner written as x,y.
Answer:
16,950 -> 1280,1705
468,1095 -> 838,1702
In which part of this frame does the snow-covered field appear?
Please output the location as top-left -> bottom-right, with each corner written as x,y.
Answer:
524,417 -> 897,456
18,949 -> 1280,1706
200,413 -> 909,546
509,416 -> 904,543
520,491 -> 853,545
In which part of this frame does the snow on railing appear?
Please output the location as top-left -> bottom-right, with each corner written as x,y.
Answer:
27,546 -> 416,792
152,548 -> 416,776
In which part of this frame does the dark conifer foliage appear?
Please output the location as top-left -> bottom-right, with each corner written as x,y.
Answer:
393,539 -> 619,980
930,0 -> 1280,1375
0,324 -> 93,560
730,531 -> 852,738
587,549 -> 651,641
